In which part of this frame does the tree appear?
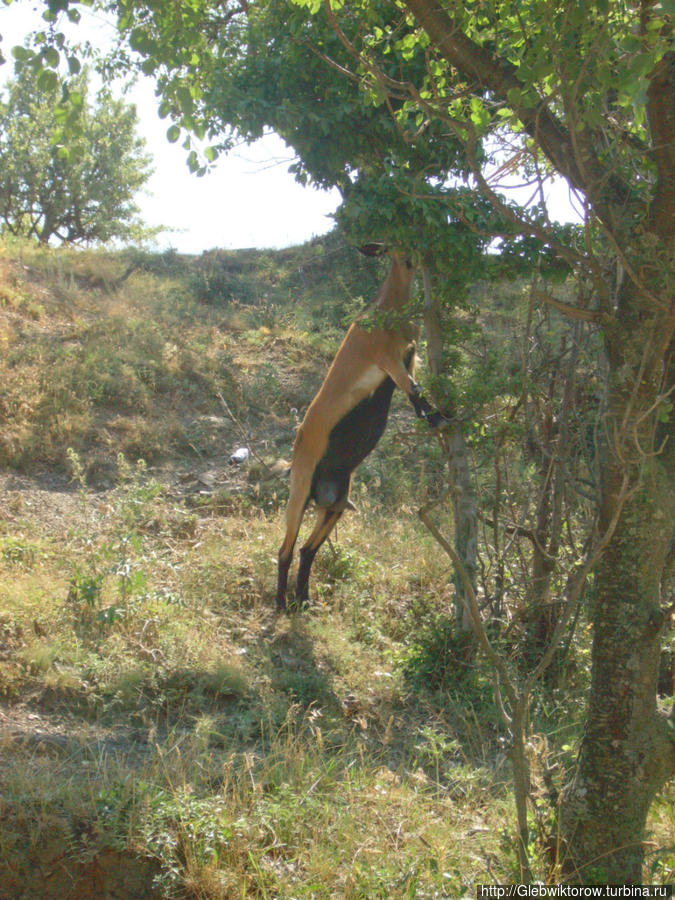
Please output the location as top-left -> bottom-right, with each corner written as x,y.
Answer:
391,3 -> 674,883
0,62 -> 153,245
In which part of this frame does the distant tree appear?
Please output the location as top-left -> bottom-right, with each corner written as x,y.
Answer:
0,63 -> 154,245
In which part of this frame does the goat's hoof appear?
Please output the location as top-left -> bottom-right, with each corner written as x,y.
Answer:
426,412 -> 452,430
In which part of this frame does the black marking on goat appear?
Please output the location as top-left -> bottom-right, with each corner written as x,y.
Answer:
309,346 -> 416,511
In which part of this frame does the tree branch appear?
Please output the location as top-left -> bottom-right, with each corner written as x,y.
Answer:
531,289 -> 602,323
402,0 -> 633,226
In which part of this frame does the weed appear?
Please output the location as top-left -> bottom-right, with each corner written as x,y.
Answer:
0,535 -> 43,568
399,608 -> 477,691
107,456 -> 163,531
18,640 -> 59,674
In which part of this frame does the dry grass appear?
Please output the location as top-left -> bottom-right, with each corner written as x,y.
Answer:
0,460 -> 517,897
0,240 -> 672,897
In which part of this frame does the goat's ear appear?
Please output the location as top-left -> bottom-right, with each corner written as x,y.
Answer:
358,242 -> 387,258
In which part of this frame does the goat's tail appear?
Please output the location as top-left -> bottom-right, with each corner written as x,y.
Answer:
270,459 -> 292,478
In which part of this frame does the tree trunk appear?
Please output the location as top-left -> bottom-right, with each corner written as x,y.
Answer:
422,266 -> 477,632
559,278 -> 675,882
560,492 -> 674,881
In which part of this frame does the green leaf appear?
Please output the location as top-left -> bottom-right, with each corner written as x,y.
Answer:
656,399 -> 672,424
67,55 -> 81,75
129,27 -> 152,54
187,149 -> 199,172
176,86 -> 194,115
44,47 -> 60,68
469,97 -> 490,130
141,58 -> 158,76
166,124 -> 181,143
38,69 -> 58,92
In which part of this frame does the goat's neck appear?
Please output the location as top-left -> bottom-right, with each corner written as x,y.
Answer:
374,259 -> 415,312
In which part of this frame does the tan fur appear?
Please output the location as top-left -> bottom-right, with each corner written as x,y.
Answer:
288,253 -> 418,484
276,251 -> 420,607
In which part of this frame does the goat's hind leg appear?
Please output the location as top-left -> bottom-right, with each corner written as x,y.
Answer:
276,540 -> 295,612
276,463 -> 314,611
295,506 -> 344,606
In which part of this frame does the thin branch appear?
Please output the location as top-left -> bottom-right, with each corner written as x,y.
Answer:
418,495 -> 519,715
418,466 -> 633,700
525,472 -> 632,690
402,0 -> 633,218
531,288 -> 602,323
462,129 -> 603,281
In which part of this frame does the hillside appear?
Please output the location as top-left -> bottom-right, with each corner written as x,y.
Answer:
0,239 -> 672,898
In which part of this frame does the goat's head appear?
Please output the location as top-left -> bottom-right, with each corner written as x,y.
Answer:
358,243 -> 414,271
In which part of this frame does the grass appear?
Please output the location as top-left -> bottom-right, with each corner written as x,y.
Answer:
0,459 -> 519,898
0,239 -> 672,897
0,241 -> 321,475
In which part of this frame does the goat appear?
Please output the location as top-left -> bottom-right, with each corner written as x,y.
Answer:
276,244 -> 446,611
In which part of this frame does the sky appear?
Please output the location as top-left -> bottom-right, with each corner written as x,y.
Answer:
0,1 -> 582,255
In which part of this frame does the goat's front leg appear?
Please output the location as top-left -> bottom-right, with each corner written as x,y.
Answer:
409,379 -> 449,428
379,354 -> 450,429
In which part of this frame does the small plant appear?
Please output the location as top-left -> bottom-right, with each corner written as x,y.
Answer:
66,564 -> 114,628
67,566 -> 104,609
114,454 -> 163,530
320,547 -> 369,584
399,609 -> 477,691
0,536 -> 41,568
412,725 -> 463,788
242,362 -> 284,411
67,447 -> 89,510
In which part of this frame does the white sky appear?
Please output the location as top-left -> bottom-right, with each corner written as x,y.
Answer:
0,1 -> 582,254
